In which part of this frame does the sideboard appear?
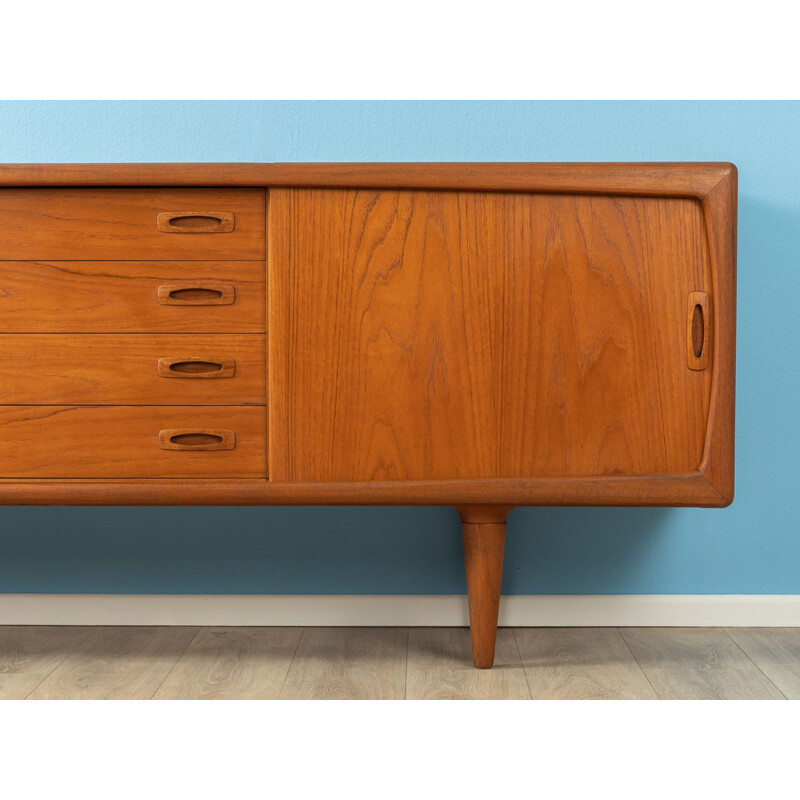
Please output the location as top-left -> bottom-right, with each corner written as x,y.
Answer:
0,163 -> 737,667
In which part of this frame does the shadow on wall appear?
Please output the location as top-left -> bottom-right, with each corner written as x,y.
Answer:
0,506 -> 465,594
506,506 -> 673,594
0,504 -> 672,596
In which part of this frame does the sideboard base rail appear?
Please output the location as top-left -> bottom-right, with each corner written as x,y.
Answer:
0,473 -> 730,507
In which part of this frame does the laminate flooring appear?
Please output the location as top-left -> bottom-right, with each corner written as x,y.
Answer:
1,626 -> 795,700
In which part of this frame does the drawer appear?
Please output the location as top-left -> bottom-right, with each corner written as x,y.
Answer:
0,334 -> 265,405
0,189 -> 265,260
0,406 -> 266,478
0,262 -> 265,332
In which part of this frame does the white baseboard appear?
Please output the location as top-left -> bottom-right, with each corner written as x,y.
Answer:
1,594 -> 799,627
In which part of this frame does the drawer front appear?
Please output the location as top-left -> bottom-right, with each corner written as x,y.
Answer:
0,406 -> 266,478
0,262 -> 265,332
0,189 -> 265,259
0,334 -> 265,405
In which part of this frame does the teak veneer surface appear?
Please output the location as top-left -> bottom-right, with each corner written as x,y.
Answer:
0,163 -> 736,505
0,474 -> 726,506
0,261 -> 266,333
0,162 -> 733,196
0,406 -> 266,478
0,158 -> 737,504
0,189 -> 265,260
270,189 -> 712,482
0,334 -> 265,405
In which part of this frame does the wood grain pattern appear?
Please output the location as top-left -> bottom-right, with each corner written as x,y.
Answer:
0,334 -> 264,404
0,189 -> 264,259
503,194 -> 713,478
278,627 -> 408,699
0,261 -> 265,332
514,628 -> 658,700
0,473 -> 725,506
28,626 -> 198,700
0,162 -> 736,509
406,628 -> 530,699
6,625 -> 793,700
460,507 -> 508,668
0,162 -> 734,197
725,628 -> 800,699
0,405 -> 266,478
639,667 -> 784,700
619,627 -> 756,669
153,627 -> 303,700
0,626 -> 93,699
270,189 -> 712,481
619,628 -> 784,699
270,189 -> 500,481
687,291 -> 711,370
697,170 -> 737,504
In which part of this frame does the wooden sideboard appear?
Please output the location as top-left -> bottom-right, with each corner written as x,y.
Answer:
0,163 -> 737,668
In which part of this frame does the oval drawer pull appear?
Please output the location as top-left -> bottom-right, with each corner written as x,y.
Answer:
687,291 -> 711,370
158,429 -> 236,451
157,284 -> 235,306
157,357 -> 235,379
156,211 -> 235,233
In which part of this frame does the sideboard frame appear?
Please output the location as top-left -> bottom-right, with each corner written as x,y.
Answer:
0,163 -> 736,667
0,162 -> 736,508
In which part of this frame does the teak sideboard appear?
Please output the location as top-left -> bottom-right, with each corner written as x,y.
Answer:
0,163 -> 737,668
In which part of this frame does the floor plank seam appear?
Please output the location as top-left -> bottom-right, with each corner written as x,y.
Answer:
616,627 -> 661,700
510,628 -> 534,700
403,628 -> 410,701
150,626 -> 202,700
721,628 -> 789,700
24,626 -> 97,701
277,627 -> 305,700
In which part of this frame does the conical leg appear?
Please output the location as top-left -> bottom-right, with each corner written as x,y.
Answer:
458,506 -> 511,669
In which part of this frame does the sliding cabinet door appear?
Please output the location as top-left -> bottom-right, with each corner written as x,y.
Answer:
269,189 -> 711,482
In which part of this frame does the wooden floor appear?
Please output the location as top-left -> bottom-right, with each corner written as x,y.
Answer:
1,626 -> 797,700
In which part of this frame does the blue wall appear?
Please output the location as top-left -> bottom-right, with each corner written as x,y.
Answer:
0,101 -> 798,594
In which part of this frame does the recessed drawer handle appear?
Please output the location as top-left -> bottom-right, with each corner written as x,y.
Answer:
157,284 -> 235,305
157,212 -> 235,233
158,429 -> 236,451
687,291 -> 711,370
157,357 -> 235,379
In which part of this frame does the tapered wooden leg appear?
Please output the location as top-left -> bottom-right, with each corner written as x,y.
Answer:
458,506 -> 511,669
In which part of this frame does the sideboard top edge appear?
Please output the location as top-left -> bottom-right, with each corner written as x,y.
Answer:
0,162 -> 736,197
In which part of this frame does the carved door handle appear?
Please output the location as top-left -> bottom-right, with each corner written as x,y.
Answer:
158,430 -> 236,451
157,284 -> 236,306
157,357 -> 235,379
687,291 -> 711,370
156,212 -> 235,233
